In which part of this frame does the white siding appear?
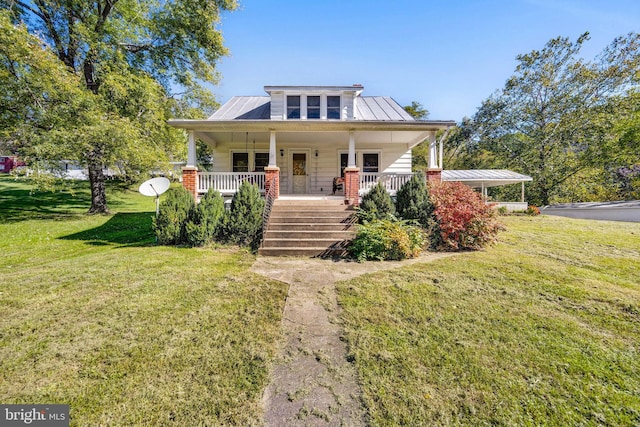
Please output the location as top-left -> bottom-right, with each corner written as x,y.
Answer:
343,92 -> 354,120
270,91 -> 284,120
384,149 -> 412,174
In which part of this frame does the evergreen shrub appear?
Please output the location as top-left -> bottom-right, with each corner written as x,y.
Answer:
185,188 -> 225,246
358,182 -> 395,222
220,181 -> 265,250
395,171 -> 435,230
153,186 -> 195,245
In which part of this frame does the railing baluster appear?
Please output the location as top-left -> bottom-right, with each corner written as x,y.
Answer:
195,172 -> 267,195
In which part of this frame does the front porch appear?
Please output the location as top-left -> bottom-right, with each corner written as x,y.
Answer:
194,171 -> 417,199
191,170 -> 532,209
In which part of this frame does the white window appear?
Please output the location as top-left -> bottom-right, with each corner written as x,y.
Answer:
327,96 -> 341,120
287,96 -> 300,119
232,152 -> 249,172
363,153 -> 379,173
254,153 -> 269,172
307,96 -> 320,119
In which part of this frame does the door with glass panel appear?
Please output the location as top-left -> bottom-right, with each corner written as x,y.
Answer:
292,153 -> 307,194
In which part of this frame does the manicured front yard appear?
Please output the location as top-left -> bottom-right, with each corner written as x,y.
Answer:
3,175 -> 639,426
0,177 -> 288,425
337,215 -> 640,425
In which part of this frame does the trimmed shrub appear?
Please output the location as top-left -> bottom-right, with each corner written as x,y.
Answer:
395,171 -> 435,230
185,188 -> 225,246
220,181 -> 265,250
358,182 -> 395,222
430,181 -> 503,251
349,219 -> 427,262
153,186 -> 195,245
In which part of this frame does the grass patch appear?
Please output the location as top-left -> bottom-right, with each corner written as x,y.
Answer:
0,176 -> 288,426
337,215 -> 640,426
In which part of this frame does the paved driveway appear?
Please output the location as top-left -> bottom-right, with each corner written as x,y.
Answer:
541,200 -> 640,222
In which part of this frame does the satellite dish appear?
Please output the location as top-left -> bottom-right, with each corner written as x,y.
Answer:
139,177 -> 170,197
139,177 -> 171,216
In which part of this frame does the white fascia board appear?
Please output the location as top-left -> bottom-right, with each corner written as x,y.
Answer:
168,119 -> 456,133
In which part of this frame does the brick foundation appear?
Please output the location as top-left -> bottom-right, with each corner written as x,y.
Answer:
181,166 -> 198,200
264,166 -> 280,198
343,167 -> 360,206
427,169 -> 442,184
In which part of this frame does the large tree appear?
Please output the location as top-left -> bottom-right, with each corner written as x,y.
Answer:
470,32 -> 640,205
0,0 -> 236,213
404,101 -> 429,120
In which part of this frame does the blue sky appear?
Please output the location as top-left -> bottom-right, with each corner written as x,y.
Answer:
212,0 -> 640,122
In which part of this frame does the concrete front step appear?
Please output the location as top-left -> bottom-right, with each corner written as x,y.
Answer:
261,238 -> 351,249
258,247 -> 349,257
264,230 -> 354,240
271,205 -> 355,215
270,209 -> 354,217
267,223 -> 355,231
260,199 -> 357,257
269,215 -> 355,224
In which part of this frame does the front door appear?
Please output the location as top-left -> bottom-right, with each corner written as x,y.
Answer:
292,153 -> 307,194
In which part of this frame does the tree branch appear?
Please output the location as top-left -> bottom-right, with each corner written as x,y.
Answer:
95,0 -> 118,33
31,0 -> 71,68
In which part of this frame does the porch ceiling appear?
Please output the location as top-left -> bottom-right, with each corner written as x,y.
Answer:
193,130 -> 431,146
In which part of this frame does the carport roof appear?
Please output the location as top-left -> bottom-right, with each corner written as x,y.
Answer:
443,169 -> 533,187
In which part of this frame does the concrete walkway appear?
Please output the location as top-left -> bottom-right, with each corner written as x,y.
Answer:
251,253 -> 454,426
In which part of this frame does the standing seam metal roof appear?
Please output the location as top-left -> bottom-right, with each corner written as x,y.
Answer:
208,96 -> 415,121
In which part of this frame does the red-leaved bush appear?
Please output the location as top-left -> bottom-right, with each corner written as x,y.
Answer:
429,181 -> 503,251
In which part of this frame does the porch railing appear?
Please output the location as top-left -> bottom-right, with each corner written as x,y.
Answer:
197,172 -> 266,195
196,171 -> 413,196
261,176 -> 277,247
359,173 -> 414,195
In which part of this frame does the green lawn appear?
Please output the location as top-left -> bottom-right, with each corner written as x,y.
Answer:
0,176 -> 288,426
337,215 -> 640,426
3,176 -> 639,426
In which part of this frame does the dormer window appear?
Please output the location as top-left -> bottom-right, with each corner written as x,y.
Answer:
327,96 -> 341,120
307,96 -> 320,119
287,96 -> 300,119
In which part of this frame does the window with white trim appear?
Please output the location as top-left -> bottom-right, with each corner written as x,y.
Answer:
232,152 -> 249,172
363,153 -> 379,173
287,96 -> 300,119
254,152 -> 269,172
307,96 -> 320,119
327,96 -> 341,119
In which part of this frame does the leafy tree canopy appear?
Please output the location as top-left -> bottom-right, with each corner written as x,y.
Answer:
469,32 -> 640,205
404,101 -> 429,120
0,1 -> 237,213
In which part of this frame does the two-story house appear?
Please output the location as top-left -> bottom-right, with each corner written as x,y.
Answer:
169,84 -> 456,205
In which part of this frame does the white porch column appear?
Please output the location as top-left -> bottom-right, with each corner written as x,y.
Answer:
187,131 -> 197,167
269,130 -> 277,167
427,131 -> 438,169
348,131 -> 356,167
439,132 -> 444,170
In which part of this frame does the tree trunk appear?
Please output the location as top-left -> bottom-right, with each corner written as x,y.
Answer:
87,151 -> 109,214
